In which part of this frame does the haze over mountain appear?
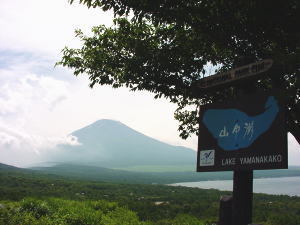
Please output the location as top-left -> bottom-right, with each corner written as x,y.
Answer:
46,119 -> 196,168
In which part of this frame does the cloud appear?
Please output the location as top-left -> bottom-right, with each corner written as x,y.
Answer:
0,70 -> 69,120
0,57 -> 80,167
0,127 -> 80,152
0,125 -> 81,167
64,135 -> 81,146
0,0 -> 113,57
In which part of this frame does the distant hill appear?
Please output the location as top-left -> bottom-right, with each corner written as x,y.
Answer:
1,162 -> 300,185
0,163 -> 23,171
30,163 -> 300,184
46,119 -> 196,168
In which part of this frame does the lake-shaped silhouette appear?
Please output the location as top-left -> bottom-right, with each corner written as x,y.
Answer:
202,96 -> 279,151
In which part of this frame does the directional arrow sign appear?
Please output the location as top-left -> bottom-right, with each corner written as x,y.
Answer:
197,59 -> 273,89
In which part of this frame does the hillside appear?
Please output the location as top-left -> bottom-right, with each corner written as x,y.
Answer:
46,119 -> 196,168
0,162 -> 23,171
1,162 -> 300,225
28,163 -> 300,184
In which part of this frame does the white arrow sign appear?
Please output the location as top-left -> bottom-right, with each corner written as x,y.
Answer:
197,59 -> 273,89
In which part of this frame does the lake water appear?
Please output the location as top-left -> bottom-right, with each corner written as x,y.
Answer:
170,176 -> 300,196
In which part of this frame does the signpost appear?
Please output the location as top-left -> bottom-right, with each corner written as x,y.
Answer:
197,91 -> 287,225
195,59 -> 288,225
196,59 -> 273,90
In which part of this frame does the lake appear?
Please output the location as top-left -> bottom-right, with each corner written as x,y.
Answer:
170,176 -> 300,196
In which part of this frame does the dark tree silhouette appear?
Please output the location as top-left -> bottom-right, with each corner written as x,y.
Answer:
58,0 -> 299,143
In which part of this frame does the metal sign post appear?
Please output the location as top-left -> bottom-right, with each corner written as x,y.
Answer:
197,91 -> 287,224
232,84 -> 254,225
195,60 -> 288,225
232,170 -> 253,225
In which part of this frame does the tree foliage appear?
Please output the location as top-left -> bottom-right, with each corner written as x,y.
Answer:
1,169 -> 300,225
59,0 -> 299,142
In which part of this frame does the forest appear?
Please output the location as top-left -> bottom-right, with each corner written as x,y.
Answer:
1,166 -> 300,225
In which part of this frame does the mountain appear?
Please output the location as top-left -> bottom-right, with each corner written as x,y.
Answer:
46,119 -> 196,168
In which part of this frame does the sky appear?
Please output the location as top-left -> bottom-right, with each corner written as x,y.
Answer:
0,0 -> 299,167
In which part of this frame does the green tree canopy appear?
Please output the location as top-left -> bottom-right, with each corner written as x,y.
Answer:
59,0 -> 299,143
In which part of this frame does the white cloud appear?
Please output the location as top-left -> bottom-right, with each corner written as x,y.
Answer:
0,69 -> 69,128
0,64 -> 83,167
0,0 -> 113,57
0,125 -> 81,167
0,127 -> 80,153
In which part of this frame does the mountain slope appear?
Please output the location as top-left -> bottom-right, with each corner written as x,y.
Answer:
48,119 -> 196,168
2,162 -> 300,185
29,163 -> 300,184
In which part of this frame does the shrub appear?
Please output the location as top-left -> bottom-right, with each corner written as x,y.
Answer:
20,198 -> 51,219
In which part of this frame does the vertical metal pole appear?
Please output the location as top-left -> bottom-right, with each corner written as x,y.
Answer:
231,56 -> 255,225
219,195 -> 232,225
232,170 -> 253,225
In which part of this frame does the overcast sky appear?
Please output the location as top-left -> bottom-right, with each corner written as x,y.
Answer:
0,0 -> 299,167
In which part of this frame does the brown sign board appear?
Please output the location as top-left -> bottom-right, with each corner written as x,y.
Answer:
197,90 -> 287,172
197,59 -> 273,89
